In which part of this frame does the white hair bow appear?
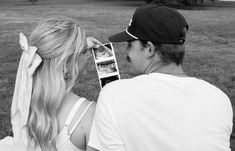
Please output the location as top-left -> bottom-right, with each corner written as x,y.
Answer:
9,33 -> 42,150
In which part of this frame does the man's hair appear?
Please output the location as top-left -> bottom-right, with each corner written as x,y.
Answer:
154,44 -> 185,65
140,27 -> 187,65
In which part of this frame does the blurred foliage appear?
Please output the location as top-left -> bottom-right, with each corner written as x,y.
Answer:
145,0 -> 215,5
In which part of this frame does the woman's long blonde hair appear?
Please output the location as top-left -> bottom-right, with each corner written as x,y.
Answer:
26,17 -> 86,151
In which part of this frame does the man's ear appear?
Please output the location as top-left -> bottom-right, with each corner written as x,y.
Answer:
144,41 -> 155,59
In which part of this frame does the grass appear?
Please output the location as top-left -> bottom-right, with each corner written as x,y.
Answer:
0,0 -> 235,148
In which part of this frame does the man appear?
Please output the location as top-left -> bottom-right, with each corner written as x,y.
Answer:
88,4 -> 233,151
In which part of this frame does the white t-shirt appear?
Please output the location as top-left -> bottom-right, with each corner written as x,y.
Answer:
88,73 -> 233,151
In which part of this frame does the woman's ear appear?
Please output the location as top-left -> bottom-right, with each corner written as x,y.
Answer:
144,41 -> 155,59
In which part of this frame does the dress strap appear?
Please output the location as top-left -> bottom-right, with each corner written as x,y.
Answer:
64,97 -> 86,129
68,101 -> 94,136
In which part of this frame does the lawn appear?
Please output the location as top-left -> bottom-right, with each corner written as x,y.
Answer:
0,0 -> 235,148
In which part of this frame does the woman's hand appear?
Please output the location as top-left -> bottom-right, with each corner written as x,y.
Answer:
86,37 -> 102,50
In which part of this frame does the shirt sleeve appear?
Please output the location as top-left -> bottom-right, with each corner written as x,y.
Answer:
88,91 -> 125,151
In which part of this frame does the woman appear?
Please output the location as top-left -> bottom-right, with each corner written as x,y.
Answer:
0,17 -> 101,151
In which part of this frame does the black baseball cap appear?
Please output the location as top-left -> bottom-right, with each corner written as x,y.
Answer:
109,4 -> 189,45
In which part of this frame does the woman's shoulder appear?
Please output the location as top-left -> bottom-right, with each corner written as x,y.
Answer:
58,92 -> 96,149
69,96 -> 96,149
67,92 -> 96,130
72,94 -> 96,122
57,92 -> 96,131
73,98 -> 96,129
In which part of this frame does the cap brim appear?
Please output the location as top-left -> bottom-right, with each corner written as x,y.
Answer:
108,31 -> 136,42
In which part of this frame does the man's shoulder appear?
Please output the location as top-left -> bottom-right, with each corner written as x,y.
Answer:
102,75 -> 147,91
102,78 -> 131,93
191,77 -> 230,100
99,75 -> 146,100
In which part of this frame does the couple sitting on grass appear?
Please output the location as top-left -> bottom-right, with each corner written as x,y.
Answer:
0,3 -> 233,151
